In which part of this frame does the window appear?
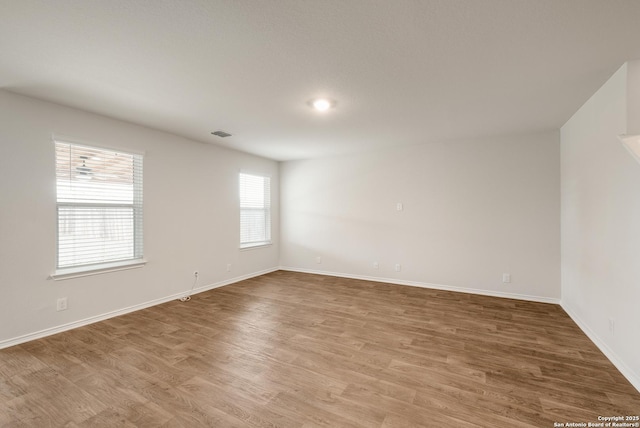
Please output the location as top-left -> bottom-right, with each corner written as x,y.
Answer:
54,141 -> 143,272
239,172 -> 271,248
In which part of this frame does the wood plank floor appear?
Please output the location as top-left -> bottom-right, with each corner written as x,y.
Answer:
1,271 -> 639,427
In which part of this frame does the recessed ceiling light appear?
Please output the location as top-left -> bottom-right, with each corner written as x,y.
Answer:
310,98 -> 335,112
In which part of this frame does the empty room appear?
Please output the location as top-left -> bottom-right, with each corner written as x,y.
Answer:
1,1 -> 640,426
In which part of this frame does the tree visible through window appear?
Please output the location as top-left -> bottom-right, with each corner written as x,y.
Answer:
239,172 -> 271,248
55,141 -> 143,270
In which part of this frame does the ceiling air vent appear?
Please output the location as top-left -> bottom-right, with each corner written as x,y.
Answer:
211,130 -> 232,138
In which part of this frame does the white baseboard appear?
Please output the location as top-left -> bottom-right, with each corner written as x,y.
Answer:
561,302 -> 640,394
279,266 -> 560,304
0,267 -> 279,350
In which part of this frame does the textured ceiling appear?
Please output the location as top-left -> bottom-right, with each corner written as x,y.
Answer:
1,0 -> 640,161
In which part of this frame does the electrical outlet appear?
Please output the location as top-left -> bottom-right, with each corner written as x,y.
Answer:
396,202 -> 403,211
373,261 -> 379,269
394,263 -> 401,272
502,273 -> 511,283
56,297 -> 68,312
226,264 -> 231,272
316,256 -> 322,264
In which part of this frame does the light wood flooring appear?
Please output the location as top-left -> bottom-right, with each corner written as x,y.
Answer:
1,271 -> 639,427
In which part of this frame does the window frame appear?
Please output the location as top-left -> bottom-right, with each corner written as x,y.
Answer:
50,138 -> 145,280
239,172 -> 272,249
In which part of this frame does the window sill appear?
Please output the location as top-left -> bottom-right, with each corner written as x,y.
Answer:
240,243 -> 272,251
49,259 -> 147,281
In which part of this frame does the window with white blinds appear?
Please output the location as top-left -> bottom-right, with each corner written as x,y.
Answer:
55,141 -> 143,271
239,172 -> 271,248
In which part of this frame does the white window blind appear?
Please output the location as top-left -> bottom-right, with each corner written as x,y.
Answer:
55,141 -> 143,270
239,173 -> 271,248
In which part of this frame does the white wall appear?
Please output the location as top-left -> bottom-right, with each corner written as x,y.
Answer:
280,131 -> 561,302
0,90 -> 279,347
561,61 -> 640,391
628,61 -> 640,135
